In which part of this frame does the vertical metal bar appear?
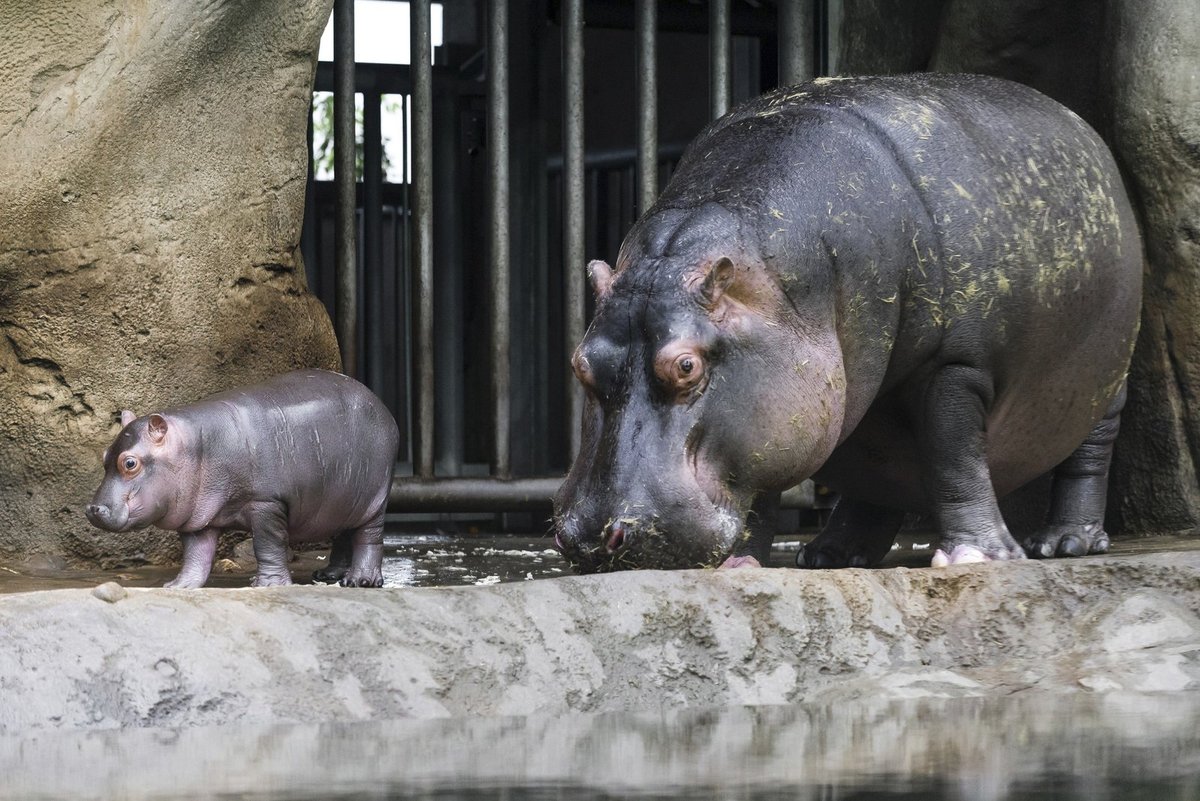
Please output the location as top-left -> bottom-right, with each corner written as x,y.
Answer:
488,0 -> 511,478
333,0 -> 358,377
779,0 -> 814,86
563,0 -> 585,463
709,0 -> 731,119
363,89 -> 384,393
412,0 -> 436,479
635,0 -> 657,216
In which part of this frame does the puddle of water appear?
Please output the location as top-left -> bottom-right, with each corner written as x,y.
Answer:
1,532 -> 1195,593
3,693 -> 1197,800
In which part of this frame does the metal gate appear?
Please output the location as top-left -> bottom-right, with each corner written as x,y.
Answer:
301,0 -> 828,522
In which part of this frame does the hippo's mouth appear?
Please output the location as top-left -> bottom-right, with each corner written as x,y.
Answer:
554,501 -> 747,573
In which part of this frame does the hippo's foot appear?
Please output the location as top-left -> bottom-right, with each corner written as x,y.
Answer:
719,555 -> 762,569
338,568 -> 384,588
797,538 -> 881,569
251,572 -> 294,587
312,565 -> 348,584
1022,523 -> 1109,559
930,537 -> 1026,567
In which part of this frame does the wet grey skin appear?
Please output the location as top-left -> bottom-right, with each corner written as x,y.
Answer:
87,369 -> 399,588
554,73 -> 1142,572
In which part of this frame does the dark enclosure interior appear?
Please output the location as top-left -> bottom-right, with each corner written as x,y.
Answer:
300,1 -> 830,498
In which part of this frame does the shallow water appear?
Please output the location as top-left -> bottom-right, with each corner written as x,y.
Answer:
2,531 -> 1194,593
4,693 -> 1197,800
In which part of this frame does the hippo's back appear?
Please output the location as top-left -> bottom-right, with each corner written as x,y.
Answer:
663,74 -> 1142,507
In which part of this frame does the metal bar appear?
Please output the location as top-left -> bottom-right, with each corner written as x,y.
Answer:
388,477 -> 815,513
412,0 -> 436,478
489,0 -> 512,478
333,0 -> 358,377
635,0 -> 657,215
563,0 -> 586,463
779,0 -> 815,86
709,0 -> 731,119
363,88 -> 384,392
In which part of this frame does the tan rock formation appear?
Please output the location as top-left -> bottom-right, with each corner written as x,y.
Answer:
0,0 -> 340,565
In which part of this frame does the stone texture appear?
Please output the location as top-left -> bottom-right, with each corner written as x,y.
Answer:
0,552 -> 1197,733
0,1 -> 341,566
838,0 -> 1200,537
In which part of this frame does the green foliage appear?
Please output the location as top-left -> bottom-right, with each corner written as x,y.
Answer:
311,93 -> 403,181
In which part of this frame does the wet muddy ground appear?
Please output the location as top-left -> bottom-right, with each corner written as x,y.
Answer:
1,530 -> 1196,593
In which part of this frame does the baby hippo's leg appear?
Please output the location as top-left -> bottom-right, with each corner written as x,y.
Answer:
340,512 -> 385,588
249,502 -> 294,587
164,528 -> 219,588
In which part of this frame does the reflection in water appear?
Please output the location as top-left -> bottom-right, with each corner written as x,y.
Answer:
4,693 -> 1198,800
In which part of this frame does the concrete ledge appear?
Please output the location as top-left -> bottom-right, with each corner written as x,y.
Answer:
2,552 -> 1199,732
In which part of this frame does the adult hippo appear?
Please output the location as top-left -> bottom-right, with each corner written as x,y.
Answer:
553,73 -> 1142,572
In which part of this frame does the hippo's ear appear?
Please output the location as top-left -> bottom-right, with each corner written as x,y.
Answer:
587,260 -> 614,301
147,413 -> 169,445
698,257 -> 737,310
120,410 -> 137,427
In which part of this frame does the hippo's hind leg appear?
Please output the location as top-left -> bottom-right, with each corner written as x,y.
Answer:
796,496 -> 904,569
338,511 -> 385,588
919,365 -> 1025,566
1023,384 -> 1125,558
312,530 -> 354,584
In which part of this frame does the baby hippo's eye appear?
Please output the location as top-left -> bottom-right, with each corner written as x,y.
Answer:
118,454 -> 141,478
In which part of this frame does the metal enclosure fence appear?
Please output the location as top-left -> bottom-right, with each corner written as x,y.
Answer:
302,0 -> 826,520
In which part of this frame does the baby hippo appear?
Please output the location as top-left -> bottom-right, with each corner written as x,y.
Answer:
86,369 -> 399,588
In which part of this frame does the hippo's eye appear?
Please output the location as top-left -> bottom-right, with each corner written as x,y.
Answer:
655,345 -> 708,402
118,454 -> 141,478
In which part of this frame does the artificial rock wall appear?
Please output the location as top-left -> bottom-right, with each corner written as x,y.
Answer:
0,0 -> 340,565
838,0 -> 1200,536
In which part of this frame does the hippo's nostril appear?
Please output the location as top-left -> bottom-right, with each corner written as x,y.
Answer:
86,504 -> 107,521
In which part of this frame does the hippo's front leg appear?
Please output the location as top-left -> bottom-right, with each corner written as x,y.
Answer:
720,492 -> 779,569
248,502 -> 294,587
796,497 -> 904,569
164,528 -> 219,588
919,365 -> 1025,566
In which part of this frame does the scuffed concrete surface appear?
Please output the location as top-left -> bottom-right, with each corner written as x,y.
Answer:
1,552 -> 1199,733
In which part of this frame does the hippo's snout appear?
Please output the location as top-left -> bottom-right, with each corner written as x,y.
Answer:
85,502 -> 129,532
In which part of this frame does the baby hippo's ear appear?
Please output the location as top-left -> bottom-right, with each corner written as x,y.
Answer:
120,410 -> 137,427
147,413 -> 169,445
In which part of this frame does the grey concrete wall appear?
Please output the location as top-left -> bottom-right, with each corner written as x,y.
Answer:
2,552 -> 1197,733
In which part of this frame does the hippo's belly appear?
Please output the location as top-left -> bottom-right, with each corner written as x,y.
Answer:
814,370 -> 1114,511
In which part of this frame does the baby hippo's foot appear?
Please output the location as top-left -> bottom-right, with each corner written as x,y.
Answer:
163,574 -> 206,589
1022,523 -> 1109,559
931,536 -> 1026,567
719,555 -> 762,569
339,568 -> 384,588
251,572 -> 294,587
